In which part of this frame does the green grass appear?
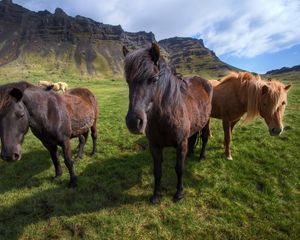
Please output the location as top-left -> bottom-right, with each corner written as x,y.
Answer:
0,77 -> 299,239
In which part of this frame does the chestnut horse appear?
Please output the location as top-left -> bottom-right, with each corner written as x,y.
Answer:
123,43 -> 212,203
0,81 -> 98,187
191,72 -> 291,160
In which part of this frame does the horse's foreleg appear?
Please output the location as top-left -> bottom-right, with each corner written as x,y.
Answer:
174,139 -> 188,202
208,118 -> 213,137
62,140 -> 77,187
90,122 -> 97,156
42,142 -> 62,178
231,119 -> 240,132
149,143 -> 163,204
222,120 -> 233,160
48,145 -> 62,178
199,121 -> 210,161
187,132 -> 198,157
76,131 -> 88,159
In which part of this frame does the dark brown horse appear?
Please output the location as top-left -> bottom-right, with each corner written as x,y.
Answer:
0,81 -> 98,187
123,43 -> 212,203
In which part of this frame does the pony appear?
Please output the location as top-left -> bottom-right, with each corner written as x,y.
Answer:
37,80 -> 52,87
123,43 -> 212,203
0,81 -> 98,187
37,80 -> 68,92
57,81 -> 68,92
191,72 -> 291,160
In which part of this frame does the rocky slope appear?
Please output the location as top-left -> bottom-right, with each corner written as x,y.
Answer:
159,37 -> 238,78
0,0 -> 236,80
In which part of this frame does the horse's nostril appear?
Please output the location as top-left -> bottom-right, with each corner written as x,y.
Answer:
270,127 -> 282,136
137,118 -> 143,130
13,153 -> 20,160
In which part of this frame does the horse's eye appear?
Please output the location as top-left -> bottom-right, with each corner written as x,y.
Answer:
282,101 -> 286,105
149,75 -> 159,84
16,112 -> 25,119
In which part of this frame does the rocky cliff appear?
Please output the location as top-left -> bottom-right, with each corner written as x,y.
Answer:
0,0 -> 236,80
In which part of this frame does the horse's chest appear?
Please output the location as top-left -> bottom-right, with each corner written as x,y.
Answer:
146,118 -> 188,146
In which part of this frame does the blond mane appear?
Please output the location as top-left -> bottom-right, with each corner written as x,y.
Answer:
219,72 -> 286,123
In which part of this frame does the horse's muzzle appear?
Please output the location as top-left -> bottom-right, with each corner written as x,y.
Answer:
1,150 -> 22,162
126,111 -> 146,134
269,127 -> 282,136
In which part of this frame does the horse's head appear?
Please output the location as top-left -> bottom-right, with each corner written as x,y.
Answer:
259,81 -> 291,136
123,43 -> 160,134
0,88 -> 29,161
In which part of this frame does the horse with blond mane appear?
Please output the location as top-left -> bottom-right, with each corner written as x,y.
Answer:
189,72 -> 291,160
38,81 -> 68,92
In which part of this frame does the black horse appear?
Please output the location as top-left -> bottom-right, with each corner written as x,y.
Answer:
0,81 -> 98,187
123,43 -> 212,203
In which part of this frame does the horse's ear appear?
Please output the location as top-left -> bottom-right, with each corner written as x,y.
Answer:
262,85 -> 269,95
122,46 -> 129,57
285,84 -> 291,91
150,42 -> 160,64
9,88 -> 23,102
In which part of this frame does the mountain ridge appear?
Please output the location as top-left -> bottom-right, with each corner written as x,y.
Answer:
0,0 -> 237,80
266,64 -> 300,75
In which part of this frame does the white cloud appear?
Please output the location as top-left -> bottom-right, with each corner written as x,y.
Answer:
14,0 -> 300,58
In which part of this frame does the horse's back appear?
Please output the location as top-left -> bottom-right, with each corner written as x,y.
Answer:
185,76 -> 213,101
184,76 -> 213,134
63,88 -> 98,137
210,79 -> 221,87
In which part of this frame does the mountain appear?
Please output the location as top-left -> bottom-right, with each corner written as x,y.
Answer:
159,37 -> 239,78
265,65 -> 300,82
0,0 -> 237,81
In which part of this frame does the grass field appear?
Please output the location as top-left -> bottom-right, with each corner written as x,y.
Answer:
0,77 -> 299,239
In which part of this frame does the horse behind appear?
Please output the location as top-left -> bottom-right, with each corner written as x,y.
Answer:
191,72 -> 291,160
123,43 -> 212,203
38,80 -> 68,92
0,81 -> 98,187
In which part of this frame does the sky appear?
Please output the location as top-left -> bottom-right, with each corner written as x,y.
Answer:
13,0 -> 300,73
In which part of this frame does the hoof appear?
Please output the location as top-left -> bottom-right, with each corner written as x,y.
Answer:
68,178 -> 77,188
199,155 -> 205,161
226,156 -> 233,160
173,192 -> 184,202
52,175 -> 62,180
150,195 -> 160,204
90,151 -> 96,156
75,155 -> 82,161
53,170 -> 62,179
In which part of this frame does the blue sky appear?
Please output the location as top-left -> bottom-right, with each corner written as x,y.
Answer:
13,0 -> 300,73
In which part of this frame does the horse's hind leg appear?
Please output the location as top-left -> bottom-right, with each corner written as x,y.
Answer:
174,139 -> 188,202
199,121 -> 210,161
62,140 -> 77,187
76,131 -> 89,159
90,122 -> 97,155
149,143 -> 163,204
187,132 -> 198,157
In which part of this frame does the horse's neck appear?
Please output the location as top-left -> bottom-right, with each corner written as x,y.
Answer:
159,71 -> 183,105
151,75 -> 185,123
